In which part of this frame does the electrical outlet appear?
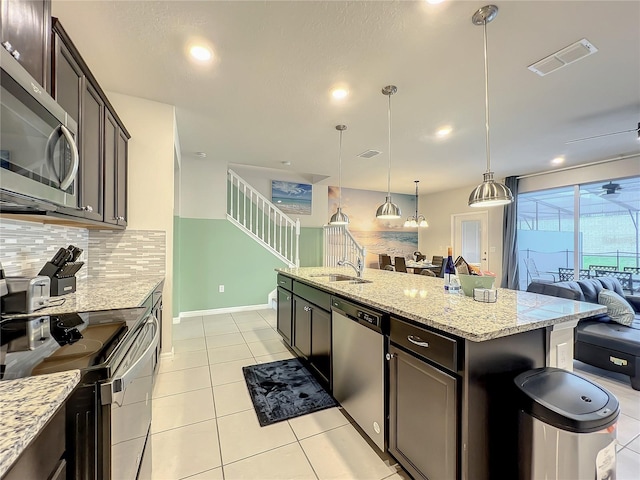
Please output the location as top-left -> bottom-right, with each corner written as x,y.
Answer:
218,285 -> 224,293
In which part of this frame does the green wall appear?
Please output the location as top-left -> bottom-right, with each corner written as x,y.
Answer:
174,217 -> 323,315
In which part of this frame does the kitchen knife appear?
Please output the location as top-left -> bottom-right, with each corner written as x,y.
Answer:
51,248 -> 70,267
68,245 -> 83,262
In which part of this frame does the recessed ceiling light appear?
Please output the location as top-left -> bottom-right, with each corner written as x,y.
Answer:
426,0 -> 446,4
551,156 -> 565,165
436,126 -> 453,137
281,161 -> 291,166
331,88 -> 349,100
195,151 -> 207,158
189,45 -> 213,63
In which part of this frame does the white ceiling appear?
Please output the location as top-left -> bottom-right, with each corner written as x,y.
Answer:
51,0 -> 640,195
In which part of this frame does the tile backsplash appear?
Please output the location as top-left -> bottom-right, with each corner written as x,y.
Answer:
0,218 -> 165,279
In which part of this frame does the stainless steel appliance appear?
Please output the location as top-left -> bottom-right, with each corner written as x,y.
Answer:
331,297 -> 387,451
2,275 -> 51,313
0,307 -> 159,479
0,47 -> 79,211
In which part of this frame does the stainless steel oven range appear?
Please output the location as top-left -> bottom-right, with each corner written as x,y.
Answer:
0,307 -> 159,480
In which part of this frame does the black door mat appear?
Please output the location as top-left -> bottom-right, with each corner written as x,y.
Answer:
242,358 -> 337,426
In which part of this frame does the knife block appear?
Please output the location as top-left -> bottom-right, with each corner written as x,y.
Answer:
38,261 -> 80,296
51,276 -> 76,296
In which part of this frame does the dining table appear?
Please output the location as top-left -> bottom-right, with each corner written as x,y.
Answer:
405,260 -> 438,274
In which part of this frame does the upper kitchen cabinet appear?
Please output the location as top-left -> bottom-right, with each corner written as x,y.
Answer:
0,0 -> 51,91
51,17 -> 130,227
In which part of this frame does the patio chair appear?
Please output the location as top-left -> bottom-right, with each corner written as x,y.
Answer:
589,265 -> 617,272
624,266 -> 640,274
558,268 -> 591,281
525,258 -> 556,284
594,270 -> 633,293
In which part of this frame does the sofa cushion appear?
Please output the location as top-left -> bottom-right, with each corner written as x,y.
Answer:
598,290 -> 635,326
526,281 -> 582,300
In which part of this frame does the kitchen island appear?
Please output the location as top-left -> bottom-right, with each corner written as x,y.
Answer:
276,266 -> 606,480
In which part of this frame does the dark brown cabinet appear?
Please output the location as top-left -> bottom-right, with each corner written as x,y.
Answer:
51,18 -> 129,227
0,0 -> 51,91
79,81 -> 104,221
310,305 -> 331,384
277,286 -> 293,345
293,296 -> 312,359
388,343 -> 458,480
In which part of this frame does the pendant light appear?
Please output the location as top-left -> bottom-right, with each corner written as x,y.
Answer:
404,180 -> 429,228
329,125 -> 349,225
468,5 -> 513,208
376,85 -> 401,219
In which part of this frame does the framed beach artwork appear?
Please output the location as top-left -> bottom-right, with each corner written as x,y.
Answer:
272,181 -> 312,215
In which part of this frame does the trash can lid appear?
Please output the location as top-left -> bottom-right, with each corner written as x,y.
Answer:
514,367 -> 619,433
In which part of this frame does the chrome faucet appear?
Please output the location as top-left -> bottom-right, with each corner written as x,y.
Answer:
338,257 -> 363,278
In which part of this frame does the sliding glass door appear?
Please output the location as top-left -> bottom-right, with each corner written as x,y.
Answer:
517,176 -> 639,289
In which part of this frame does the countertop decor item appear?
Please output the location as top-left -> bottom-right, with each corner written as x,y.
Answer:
329,124 -> 349,225
376,85 -> 401,219
468,5 -> 514,208
404,180 -> 429,228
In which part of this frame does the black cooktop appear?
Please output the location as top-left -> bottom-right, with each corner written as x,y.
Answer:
0,307 -> 146,380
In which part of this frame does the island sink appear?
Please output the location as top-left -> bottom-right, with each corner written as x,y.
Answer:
309,273 -> 371,284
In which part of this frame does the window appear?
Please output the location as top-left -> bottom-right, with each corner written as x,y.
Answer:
517,176 -> 640,289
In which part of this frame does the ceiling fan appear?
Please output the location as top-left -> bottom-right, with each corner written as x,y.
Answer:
566,122 -> 640,144
599,181 -> 621,197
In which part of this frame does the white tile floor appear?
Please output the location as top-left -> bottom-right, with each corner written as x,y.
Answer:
150,309 -> 640,480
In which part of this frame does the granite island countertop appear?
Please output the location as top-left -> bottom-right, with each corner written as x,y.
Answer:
276,267 -> 606,342
5,275 -> 164,318
0,370 -> 80,478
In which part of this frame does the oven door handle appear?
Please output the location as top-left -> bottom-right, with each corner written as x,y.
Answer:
101,315 -> 159,406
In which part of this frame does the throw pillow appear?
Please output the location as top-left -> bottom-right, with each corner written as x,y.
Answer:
598,290 -> 634,327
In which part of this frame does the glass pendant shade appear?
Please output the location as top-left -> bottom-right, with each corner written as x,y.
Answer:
329,125 -> 349,225
468,5 -> 513,208
376,85 -> 401,219
469,171 -> 513,207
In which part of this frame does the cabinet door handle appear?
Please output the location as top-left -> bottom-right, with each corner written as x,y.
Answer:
304,306 -> 312,312
286,296 -> 290,301
83,205 -> 94,212
2,41 -> 13,52
11,49 -> 20,60
407,335 -> 429,348
385,353 -> 395,361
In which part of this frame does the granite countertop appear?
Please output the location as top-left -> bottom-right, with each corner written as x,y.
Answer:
0,370 -> 80,477
276,267 -> 606,342
6,275 -> 164,318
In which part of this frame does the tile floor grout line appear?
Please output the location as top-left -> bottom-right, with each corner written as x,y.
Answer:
296,438 -> 321,480
151,416 -> 217,436
152,385 -> 213,401
220,439 -> 300,468
210,383 -> 227,480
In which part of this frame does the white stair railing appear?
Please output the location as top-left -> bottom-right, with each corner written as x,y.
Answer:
323,224 -> 366,268
227,169 -> 299,267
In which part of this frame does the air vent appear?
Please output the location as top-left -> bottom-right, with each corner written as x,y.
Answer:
357,150 -> 381,159
528,38 -> 598,76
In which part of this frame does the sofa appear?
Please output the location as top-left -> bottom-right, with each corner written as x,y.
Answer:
527,277 -> 640,390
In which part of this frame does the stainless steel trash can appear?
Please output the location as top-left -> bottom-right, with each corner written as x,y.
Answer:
514,367 -> 620,480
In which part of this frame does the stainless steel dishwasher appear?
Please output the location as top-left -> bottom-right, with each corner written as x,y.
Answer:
331,297 -> 387,451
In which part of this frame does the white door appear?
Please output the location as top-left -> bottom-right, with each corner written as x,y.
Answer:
451,212 -> 489,272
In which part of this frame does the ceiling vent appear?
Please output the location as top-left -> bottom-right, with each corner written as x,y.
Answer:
357,149 -> 381,159
528,39 -> 598,76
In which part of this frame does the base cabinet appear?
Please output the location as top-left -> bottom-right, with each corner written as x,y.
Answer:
277,287 -> 293,346
293,296 -> 312,359
388,344 -> 458,480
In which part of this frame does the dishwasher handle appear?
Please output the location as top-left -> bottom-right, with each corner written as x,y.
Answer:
407,335 -> 429,348
101,315 -> 159,406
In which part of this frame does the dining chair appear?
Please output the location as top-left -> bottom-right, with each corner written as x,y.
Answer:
558,267 -> 591,281
394,257 -> 407,273
525,258 -> 556,284
379,254 -> 392,270
415,254 -> 426,262
420,269 -> 436,277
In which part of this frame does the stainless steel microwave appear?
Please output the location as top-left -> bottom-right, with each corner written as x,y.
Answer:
0,47 -> 79,211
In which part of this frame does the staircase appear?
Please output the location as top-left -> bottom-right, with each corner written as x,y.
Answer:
324,224 -> 366,268
227,169 -> 299,267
